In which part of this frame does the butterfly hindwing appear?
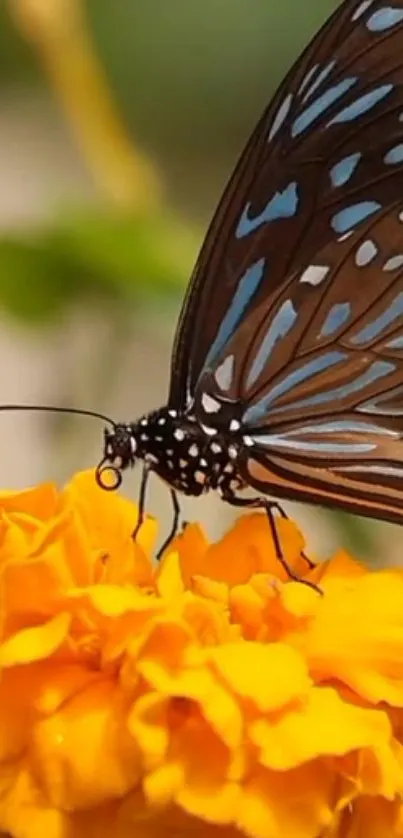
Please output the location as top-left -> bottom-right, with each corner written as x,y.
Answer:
170,0 -> 403,411
200,201 -> 403,524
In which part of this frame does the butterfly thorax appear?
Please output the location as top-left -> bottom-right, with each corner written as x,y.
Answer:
102,406 -> 246,497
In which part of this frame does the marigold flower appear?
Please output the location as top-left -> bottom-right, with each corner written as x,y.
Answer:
1,469 -> 403,838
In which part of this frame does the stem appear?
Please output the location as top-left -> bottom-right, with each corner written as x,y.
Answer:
9,0 -> 162,210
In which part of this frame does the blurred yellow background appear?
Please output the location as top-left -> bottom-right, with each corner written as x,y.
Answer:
0,0 -> 396,562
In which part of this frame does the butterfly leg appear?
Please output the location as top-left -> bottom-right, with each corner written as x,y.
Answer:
132,463 -> 151,541
156,489 -> 181,559
251,497 -> 315,570
222,489 -> 321,593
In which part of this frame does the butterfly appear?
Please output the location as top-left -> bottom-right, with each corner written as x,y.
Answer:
95,0 -> 403,582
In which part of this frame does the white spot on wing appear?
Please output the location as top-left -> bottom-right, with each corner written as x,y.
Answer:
215,355 -> 235,391
299,265 -> 330,286
189,444 -> 199,457
195,471 -> 206,484
268,93 -> 293,141
145,453 -> 158,464
355,239 -> 377,266
351,0 -> 374,20
201,393 -> 222,414
201,423 -> 217,436
243,436 -> 255,447
384,254 -> 403,272
229,419 -> 241,431
211,442 -> 222,453
174,428 -> 185,441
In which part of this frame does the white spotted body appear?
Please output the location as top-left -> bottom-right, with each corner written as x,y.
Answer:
103,407 -> 246,498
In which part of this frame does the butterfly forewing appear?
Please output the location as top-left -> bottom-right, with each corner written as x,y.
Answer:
170,0 -> 403,410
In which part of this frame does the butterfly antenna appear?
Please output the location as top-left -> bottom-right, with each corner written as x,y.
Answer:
0,404 -> 116,428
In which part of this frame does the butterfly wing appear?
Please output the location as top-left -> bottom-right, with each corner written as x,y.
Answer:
194,202 -> 403,523
169,0 -> 403,409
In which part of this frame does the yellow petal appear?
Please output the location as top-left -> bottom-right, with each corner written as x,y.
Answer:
301,571 -> 403,705
208,641 -> 311,711
67,584 -> 162,618
0,612 -> 71,666
33,679 -> 141,810
238,764 -> 335,838
156,551 -> 185,599
128,693 -> 170,768
177,779 -> 241,826
143,761 -> 184,806
250,686 -> 392,771
137,661 -> 243,750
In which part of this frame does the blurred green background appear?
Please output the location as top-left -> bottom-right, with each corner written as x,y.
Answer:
0,0 -> 394,562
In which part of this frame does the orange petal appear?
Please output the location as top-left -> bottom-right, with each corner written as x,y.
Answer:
342,797 -> 403,838
169,523 -> 209,588
0,482 -> 58,520
197,514 -> 306,586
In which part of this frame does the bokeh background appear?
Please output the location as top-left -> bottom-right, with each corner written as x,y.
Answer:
0,0 -> 396,562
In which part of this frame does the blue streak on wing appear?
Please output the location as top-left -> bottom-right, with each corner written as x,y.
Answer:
284,419 -> 397,435
203,259 -> 266,370
386,335 -> 403,348
236,182 -> 299,239
341,464 -> 403,477
367,7 -> 403,31
246,300 -> 298,388
250,435 -> 375,454
291,77 -> 358,138
243,350 -> 348,424
359,382 -> 403,414
327,84 -> 393,126
320,303 -> 351,337
331,201 -> 381,233
267,360 -> 395,415
330,152 -> 361,187
351,292 -> 403,344
384,144 -> 403,165
251,419 -> 394,455
301,60 -> 336,103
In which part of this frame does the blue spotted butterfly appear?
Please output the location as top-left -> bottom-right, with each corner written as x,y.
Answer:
94,0 -> 403,577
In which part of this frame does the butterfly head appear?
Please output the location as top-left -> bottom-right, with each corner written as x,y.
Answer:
96,423 -> 138,490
